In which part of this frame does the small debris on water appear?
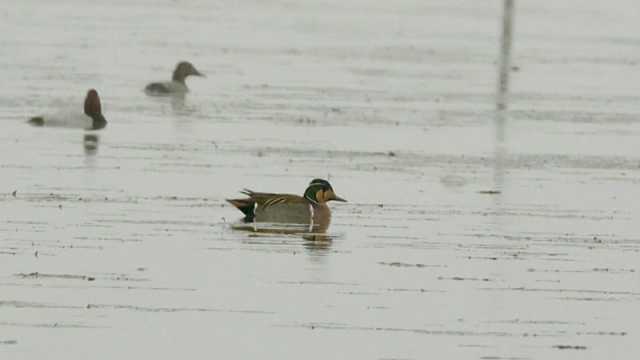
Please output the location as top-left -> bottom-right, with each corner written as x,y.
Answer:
477,190 -> 501,195
553,345 -> 587,350
15,272 -> 96,281
297,116 -> 315,124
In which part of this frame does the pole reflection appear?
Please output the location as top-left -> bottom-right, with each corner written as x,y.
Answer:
494,0 -> 514,196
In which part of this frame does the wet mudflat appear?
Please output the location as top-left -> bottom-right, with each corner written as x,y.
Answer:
1,0 -> 640,359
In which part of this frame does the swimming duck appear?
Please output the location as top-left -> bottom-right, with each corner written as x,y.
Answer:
227,179 -> 346,231
27,89 -> 106,130
144,61 -> 204,95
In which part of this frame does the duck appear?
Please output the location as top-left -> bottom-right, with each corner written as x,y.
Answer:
227,179 -> 346,232
144,61 -> 204,95
27,89 -> 107,130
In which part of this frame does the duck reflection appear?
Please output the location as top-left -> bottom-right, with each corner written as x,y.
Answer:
146,92 -> 199,116
231,221 -> 334,250
170,95 -> 200,116
83,133 -> 100,156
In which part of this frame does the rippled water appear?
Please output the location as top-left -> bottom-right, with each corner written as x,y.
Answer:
1,0 -> 640,359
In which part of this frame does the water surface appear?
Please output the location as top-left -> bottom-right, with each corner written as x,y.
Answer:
1,1 -> 639,359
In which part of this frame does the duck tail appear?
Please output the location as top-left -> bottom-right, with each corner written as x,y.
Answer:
28,117 -> 45,126
144,82 -> 170,94
226,198 -> 256,222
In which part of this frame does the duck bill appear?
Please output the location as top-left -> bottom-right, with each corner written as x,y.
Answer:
331,194 -> 347,202
194,69 -> 205,77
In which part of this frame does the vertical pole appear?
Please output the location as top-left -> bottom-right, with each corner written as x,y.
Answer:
497,0 -> 514,112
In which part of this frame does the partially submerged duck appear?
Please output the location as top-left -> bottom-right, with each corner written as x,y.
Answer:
227,179 -> 347,232
27,89 -> 107,130
144,61 -> 204,95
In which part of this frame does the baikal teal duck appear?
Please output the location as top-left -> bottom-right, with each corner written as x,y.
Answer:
227,178 -> 346,235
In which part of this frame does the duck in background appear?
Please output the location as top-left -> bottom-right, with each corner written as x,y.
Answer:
144,61 -> 204,95
227,179 -> 347,233
27,89 -> 107,130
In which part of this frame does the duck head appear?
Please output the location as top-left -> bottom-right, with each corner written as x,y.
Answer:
84,89 -> 101,116
84,89 -> 107,129
303,178 -> 347,204
172,61 -> 204,82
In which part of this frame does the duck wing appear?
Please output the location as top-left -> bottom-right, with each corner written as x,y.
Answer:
241,190 -> 306,207
227,190 -> 308,223
144,81 -> 188,95
144,82 -> 172,95
246,192 -> 310,224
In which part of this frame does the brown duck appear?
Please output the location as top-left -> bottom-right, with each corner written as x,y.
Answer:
27,89 -> 107,130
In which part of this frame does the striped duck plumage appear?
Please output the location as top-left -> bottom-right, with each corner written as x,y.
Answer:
227,179 -> 346,232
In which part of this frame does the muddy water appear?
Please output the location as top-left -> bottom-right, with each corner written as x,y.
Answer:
1,0 -> 639,359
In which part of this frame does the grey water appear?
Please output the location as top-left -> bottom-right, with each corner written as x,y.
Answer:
1,0 -> 640,359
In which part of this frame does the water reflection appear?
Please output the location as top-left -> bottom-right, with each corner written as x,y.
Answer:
496,0 -> 514,113
83,133 -> 100,156
490,0 -> 514,227
169,94 -> 189,113
147,93 -> 199,116
493,0 -> 514,194
301,235 -> 332,251
231,220 -> 334,253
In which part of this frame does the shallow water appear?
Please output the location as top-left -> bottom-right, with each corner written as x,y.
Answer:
1,0 -> 640,359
